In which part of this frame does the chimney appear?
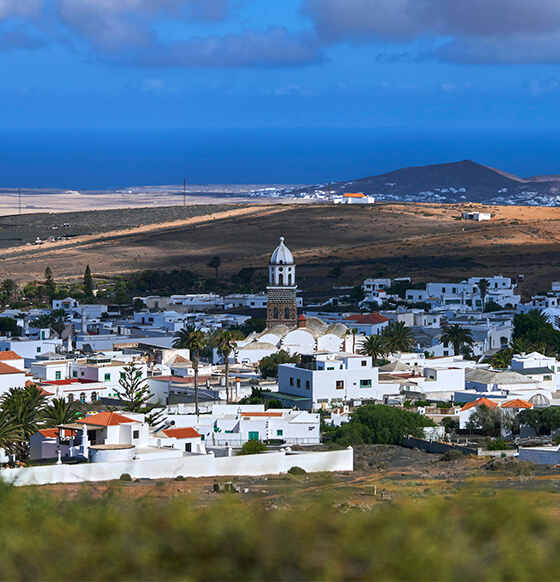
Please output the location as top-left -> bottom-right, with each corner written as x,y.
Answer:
297,314 -> 307,328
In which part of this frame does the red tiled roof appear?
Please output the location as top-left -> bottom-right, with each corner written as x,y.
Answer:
0,350 -> 23,360
297,314 -> 307,321
78,411 -> 136,427
0,362 -> 24,375
460,397 -> 499,412
38,387 -> 54,396
242,412 -> 283,418
343,193 -> 366,198
356,313 -> 389,325
38,428 -> 77,438
162,427 -> 201,439
501,399 -> 533,409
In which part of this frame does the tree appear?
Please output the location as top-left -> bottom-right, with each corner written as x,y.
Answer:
44,398 -> 78,427
207,256 -> 222,279
1,279 -> 18,300
510,337 -> 533,354
347,328 -> 358,353
44,267 -> 56,302
83,265 -> 94,303
518,407 -> 560,436
491,349 -> 513,369
258,350 -> 300,379
382,321 -> 415,353
359,334 -> 387,362
349,286 -> 365,305
330,404 -> 434,446
115,363 -> 163,426
0,317 -> 22,337
329,265 -> 343,282
173,326 -> 206,416
216,330 -> 237,404
0,408 -> 23,458
476,278 -> 490,311
441,416 -> 458,434
440,324 -> 474,356
1,385 -> 48,459
465,404 -> 502,435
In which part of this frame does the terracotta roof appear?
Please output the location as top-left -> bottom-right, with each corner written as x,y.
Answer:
38,387 -> 54,396
460,397 -> 499,412
38,428 -> 77,438
297,314 -> 307,321
0,362 -> 24,375
0,350 -> 23,360
501,399 -> 533,409
344,314 -> 364,322
78,411 -> 136,427
242,412 -> 283,417
356,313 -> 389,325
343,193 -> 366,198
162,427 -> 201,439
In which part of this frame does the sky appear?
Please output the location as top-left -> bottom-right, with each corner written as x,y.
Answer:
2,0 -> 560,130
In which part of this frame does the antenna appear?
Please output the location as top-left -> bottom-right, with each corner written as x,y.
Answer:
183,178 -> 186,207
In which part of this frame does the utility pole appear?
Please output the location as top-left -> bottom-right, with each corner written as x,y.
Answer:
18,188 -> 21,215
183,178 -> 186,207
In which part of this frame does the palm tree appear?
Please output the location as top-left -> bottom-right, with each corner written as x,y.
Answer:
476,278 -> 490,311
528,308 -> 550,324
533,342 -> 556,358
216,330 -> 237,404
440,324 -> 474,356
491,349 -> 513,369
1,279 -> 18,300
207,256 -> 222,279
0,409 -> 22,458
510,337 -> 534,355
346,328 -> 358,353
44,398 -> 77,427
173,326 -> 206,416
1,385 -> 48,459
382,321 -> 415,353
359,334 -> 387,362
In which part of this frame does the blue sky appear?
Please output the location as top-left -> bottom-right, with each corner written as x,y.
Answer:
1,0 -> 560,129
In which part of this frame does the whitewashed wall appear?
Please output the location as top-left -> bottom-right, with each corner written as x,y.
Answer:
1,448 -> 353,487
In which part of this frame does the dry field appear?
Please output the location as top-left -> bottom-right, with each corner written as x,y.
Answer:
0,201 -> 559,293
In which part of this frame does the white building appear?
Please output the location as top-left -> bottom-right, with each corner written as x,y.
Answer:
462,212 -> 491,221
278,353 -> 394,409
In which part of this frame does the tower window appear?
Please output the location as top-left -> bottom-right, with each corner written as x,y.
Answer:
284,307 -> 290,319
279,273 -> 284,285
273,307 -> 279,319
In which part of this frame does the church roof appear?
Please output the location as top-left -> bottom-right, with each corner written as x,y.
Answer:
270,237 -> 294,265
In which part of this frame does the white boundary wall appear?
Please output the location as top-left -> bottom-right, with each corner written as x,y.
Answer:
0,448 -> 353,487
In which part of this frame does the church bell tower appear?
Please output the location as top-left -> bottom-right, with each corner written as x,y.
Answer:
266,237 -> 298,328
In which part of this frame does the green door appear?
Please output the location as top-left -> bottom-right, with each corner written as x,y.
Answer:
248,431 -> 259,441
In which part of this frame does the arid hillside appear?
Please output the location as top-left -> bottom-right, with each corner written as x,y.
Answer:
0,202 -> 559,294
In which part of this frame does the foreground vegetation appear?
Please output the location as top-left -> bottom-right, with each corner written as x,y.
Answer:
0,483 -> 557,580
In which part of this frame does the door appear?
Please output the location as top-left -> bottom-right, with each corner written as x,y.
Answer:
248,431 -> 259,441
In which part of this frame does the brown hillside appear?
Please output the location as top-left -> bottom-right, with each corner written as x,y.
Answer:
1,202 -> 560,295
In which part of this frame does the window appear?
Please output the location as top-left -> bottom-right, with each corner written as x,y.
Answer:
72,371 -> 78,378
273,307 -> 279,319
361,360 -> 367,367
36,347 -> 41,353
91,392 -> 98,402
327,366 -> 334,371
120,372 -> 126,380
55,371 -> 61,380
276,429 -> 283,436
544,375 -> 553,381
336,380 -> 344,390
133,430 -> 139,439
185,443 -> 192,452
67,393 -> 74,402
359,379 -> 372,389
104,373 -> 111,381
248,431 -> 259,441
442,287 -> 446,293
305,380 -> 310,390
290,377 -> 294,387
284,307 -> 290,319
79,392 -> 86,403
296,379 -> 301,388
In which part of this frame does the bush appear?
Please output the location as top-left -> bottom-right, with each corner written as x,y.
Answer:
440,449 -> 467,462
288,466 -> 307,475
486,437 -> 510,451
175,475 -> 186,481
238,440 -> 268,455
119,473 -> 132,481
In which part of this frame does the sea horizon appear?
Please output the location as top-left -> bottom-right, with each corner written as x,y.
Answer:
2,126 -> 560,191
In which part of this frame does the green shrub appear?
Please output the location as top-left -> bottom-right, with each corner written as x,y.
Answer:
486,437 -> 510,451
174,475 -> 186,481
238,440 -> 268,455
119,473 -> 132,481
288,466 -> 307,475
440,449 -> 466,462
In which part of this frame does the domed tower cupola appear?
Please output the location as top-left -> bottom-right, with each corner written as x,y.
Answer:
266,237 -> 298,328
269,237 -> 296,287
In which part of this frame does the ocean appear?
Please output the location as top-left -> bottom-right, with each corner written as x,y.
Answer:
1,127 -> 559,190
